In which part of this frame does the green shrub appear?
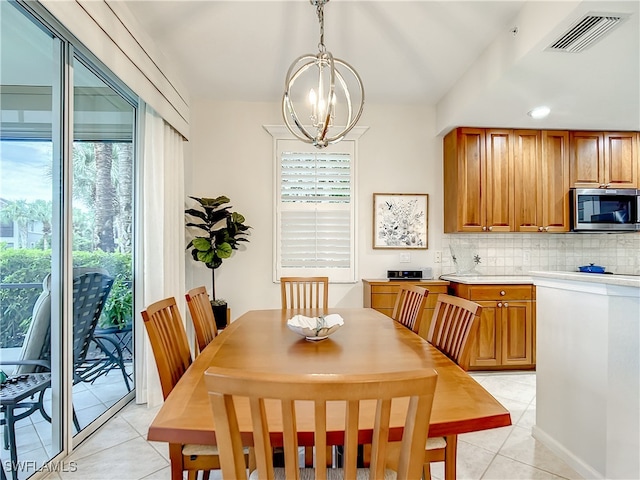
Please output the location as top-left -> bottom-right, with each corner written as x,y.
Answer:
100,275 -> 133,329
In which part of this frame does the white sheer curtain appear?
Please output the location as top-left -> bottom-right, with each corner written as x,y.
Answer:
135,102 -> 186,406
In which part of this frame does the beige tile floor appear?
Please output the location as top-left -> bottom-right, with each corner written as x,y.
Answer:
36,371 -> 582,480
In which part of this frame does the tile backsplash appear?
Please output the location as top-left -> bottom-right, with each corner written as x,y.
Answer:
441,233 -> 640,276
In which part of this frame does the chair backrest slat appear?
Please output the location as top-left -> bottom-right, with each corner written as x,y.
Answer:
427,294 -> 482,370
314,402 -> 328,476
185,286 -> 218,354
205,367 -> 438,480
280,277 -> 329,312
141,297 -> 192,399
391,285 -> 429,333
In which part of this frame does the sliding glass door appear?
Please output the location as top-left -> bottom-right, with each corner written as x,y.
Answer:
70,57 -> 135,431
0,3 -> 64,477
0,3 -> 137,478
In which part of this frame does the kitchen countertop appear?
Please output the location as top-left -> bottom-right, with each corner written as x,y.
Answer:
440,271 -> 640,288
439,274 -> 534,285
530,270 -> 640,288
362,278 -> 449,284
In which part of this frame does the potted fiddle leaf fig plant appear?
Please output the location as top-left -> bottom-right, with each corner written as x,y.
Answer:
185,195 -> 251,329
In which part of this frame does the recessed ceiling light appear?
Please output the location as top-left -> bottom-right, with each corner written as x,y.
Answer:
528,106 -> 551,119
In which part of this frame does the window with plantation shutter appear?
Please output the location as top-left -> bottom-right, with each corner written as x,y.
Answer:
273,138 -> 357,283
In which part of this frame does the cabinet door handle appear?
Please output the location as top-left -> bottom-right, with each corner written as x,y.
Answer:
538,226 -> 544,232
500,290 -> 506,296
482,226 -> 487,231
497,302 -> 503,307
488,226 -> 493,232
544,226 -> 549,232
504,302 -> 509,308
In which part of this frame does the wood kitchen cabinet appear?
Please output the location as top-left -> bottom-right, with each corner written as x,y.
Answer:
570,131 -> 638,188
448,282 -> 536,370
362,279 -> 449,340
446,127 -> 640,234
444,127 -> 513,233
514,130 -> 570,232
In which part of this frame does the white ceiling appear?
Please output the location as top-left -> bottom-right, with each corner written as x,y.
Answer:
120,0 -> 640,133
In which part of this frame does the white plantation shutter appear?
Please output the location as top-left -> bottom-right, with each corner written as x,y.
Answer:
275,141 -> 356,283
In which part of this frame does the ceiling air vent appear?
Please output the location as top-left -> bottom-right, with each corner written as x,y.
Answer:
547,13 -> 628,53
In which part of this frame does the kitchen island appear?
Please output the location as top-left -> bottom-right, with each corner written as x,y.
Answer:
530,271 -> 640,480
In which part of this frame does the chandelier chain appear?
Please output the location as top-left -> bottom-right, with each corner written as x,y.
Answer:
315,0 -> 326,52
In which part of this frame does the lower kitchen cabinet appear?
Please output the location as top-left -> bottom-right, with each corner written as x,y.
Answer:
448,282 -> 536,370
362,279 -> 450,340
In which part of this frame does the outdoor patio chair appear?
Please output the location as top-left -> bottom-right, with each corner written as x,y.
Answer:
0,268 -> 123,439
69,269 -> 129,392
13,269 -> 128,392
0,372 -> 52,480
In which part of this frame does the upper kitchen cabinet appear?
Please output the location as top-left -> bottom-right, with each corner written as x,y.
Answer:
513,130 -> 541,233
569,131 -> 639,188
541,131 -> 571,231
444,127 -> 513,233
513,130 -> 570,233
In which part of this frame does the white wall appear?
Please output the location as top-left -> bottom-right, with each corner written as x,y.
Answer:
185,100 -> 443,319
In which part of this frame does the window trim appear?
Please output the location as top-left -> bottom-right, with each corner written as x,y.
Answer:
264,125 -> 368,284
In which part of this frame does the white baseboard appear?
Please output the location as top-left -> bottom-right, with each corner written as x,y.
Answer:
532,425 -> 602,480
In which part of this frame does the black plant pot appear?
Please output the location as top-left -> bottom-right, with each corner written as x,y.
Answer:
211,303 -> 228,330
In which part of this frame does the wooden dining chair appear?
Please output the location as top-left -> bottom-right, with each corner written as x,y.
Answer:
185,286 -> 218,355
279,276 -> 330,465
280,276 -> 329,312
205,366 -> 438,480
390,284 -> 429,334
141,296 -> 220,480
423,294 -> 482,480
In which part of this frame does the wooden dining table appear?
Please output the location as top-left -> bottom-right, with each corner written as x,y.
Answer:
147,308 -> 511,479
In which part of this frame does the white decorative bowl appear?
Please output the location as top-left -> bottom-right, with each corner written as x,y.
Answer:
286,314 -> 344,341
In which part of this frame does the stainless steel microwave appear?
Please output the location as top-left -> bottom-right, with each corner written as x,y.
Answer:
570,188 -> 640,232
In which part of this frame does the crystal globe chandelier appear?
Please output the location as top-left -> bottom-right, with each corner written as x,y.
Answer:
282,0 -> 365,149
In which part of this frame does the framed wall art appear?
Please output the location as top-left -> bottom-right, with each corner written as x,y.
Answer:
373,193 -> 428,249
